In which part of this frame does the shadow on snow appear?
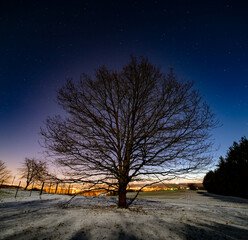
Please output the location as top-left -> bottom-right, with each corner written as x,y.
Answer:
197,191 -> 248,204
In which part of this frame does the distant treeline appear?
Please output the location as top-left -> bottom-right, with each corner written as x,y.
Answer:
203,137 -> 248,199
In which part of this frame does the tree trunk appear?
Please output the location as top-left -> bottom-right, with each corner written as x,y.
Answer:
118,184 -> 127,208
24,182 -> 29,190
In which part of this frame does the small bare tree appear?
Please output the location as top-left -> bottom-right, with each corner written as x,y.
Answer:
0,160 -> 11,183
19,158 -> 48,190
41,56 -> 218,208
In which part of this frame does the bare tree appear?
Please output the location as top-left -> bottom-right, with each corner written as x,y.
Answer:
41,56 -> 218,208
19,158 -> 48,190
0,160 -> 11,183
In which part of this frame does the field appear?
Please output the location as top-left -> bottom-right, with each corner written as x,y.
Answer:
0,189 -> 248,239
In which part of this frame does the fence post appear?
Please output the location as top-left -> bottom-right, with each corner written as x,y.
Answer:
48,183 -> 52,193
55,182 -> 59,194
15,181 -> 21,198
61,184 -> 64,194
40,182 -> 45,195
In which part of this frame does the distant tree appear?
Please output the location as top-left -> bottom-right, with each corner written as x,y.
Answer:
188,183 -> 198,190
202,170 -> 216,192
203,137 -> 248,198
19,158 -> 48,190
41,56 -> 217,208
0,160 -> 11,183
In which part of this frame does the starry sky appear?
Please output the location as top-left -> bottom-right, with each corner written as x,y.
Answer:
0,0 -> 247,177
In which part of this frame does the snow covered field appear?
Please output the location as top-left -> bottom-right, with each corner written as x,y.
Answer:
0,189 -> 248,240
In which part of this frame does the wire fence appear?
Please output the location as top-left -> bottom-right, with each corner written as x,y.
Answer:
0,177 -> 76,198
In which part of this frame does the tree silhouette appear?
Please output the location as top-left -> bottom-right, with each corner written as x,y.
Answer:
19,158 -> 48,190
41,56 -> 217,207
0,160 -> 11,183
203,137 -> 248,198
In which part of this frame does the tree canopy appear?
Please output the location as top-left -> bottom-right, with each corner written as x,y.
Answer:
203,137 -> 248,198
19,158 -> 48,190
0,160 -> 11,183
41,56 -> 217,207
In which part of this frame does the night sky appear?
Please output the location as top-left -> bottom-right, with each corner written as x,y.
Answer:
1,0 -> 247,176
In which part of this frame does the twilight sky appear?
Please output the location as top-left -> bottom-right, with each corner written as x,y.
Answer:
0,0 -> 247,176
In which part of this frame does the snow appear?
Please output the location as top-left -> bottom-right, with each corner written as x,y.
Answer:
0,189 -> 248,239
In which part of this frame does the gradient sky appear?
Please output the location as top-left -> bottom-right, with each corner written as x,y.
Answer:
0,0 -> 247,177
